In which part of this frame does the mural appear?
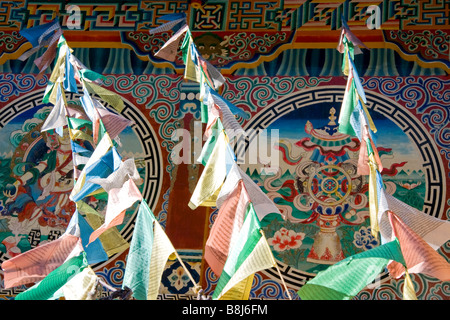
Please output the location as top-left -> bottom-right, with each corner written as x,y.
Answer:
0,0 -> 448,300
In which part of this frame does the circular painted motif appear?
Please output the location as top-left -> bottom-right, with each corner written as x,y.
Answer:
238,86 -> 446,288
0,87 -> 163,268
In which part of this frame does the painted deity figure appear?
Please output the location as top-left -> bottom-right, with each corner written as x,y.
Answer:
2,124 -> 76,256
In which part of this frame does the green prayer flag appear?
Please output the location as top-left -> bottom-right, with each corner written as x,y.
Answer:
338,80 -> 358,137
298,239 -> 405,300
212,203 -> 275,300
15,252 -> 88,300
197,119 -> 224,165
122,200 -> 155,300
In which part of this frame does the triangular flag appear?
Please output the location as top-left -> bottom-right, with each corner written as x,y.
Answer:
197,118 -> 223,165
41,84 -> 67,134
96,104 -> 134,140
337,18 -> 368,55
338,62 -> 357,137
402,269 -> 418,300
87,158 -> 141,193
148,13 -> 186,34
181,30 -> 201,83
297,239 -> 405,300
83,81 -> 125,113
212,203 -> 276,300
220,163 -> 284,221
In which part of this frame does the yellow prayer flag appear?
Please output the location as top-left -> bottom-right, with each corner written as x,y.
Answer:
188,130 -> 230,209
402,269 -> 418,300
218,274 -> 254,300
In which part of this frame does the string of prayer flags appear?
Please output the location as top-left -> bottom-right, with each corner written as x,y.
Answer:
122,200 -> 180,300
1,234 -> 80,289
386,211 -> 450,282
14,252 -> 89,300
212,204 -> 277,300
297,239 -> 405,300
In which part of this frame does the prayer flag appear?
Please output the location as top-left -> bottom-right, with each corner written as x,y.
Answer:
403,269 -> 418,300
65,210 -> 108,265
338,62 -> 357,137
83,81 -> 125,113
122,200 -> 177,300
297,239 -> 405,300
41,84 -> 67,135
337,19 -> 368,55
154,24 -> 189,61
60,266 -> 99,300
87,158 -> 142,193
71,146 -> 122,202
197,119 -> 223,165
205,180 -> 250,277
69,133 -> 115,200
76,201 -> 129,257
181,32 -> 201,83
368,153 -> 380,238
88,178 -> 142,244
14,252 -> 88,300
1,234 -> 80,289
219,163 -> 284,221
189,130 -> 235,209
386,211 -> 450,282
212,203 -> 276,300
378,191 -> 450,250
149,13 -> 186,34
